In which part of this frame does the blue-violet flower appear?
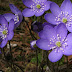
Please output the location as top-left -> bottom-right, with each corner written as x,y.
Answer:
44,0 -> 72,32
22,0 -> 51,17
3,4 -> 23,29
36,23 -> 72,62
31,21 -> 43,33
0,15 -> 14,48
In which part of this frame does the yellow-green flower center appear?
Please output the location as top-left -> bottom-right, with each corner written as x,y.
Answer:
56,41 -> 61,47
2,30 -> 7,35
62,18 -> 67,23
36,4 -> 41,9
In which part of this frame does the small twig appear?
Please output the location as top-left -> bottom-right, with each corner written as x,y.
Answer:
13,63 -> 24,72
25,20 -> 37,40
24,18 -> 38,72
9,41 -> 14,72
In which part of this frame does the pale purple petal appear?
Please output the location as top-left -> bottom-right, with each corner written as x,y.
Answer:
22,0 -> 35,8
63,33 -> 72,55
60,0 -> 72,14
44,1 -> 52,11
8,19 -> 14,31
30,40 -> 36,50
63,47 -> 72,56
38,30 -> 46,39
48,49 -> 63,62
3,13 -> 15,22
7,31 -> 14,40
66,33 -> 72,45
22,8 -> 35,17
36,39 -> 52,50
44,13 -> 57,25
56,23 -> 68,40
0,38 -> 8,48
34,0 -> 47,3
35,10 -> 44,17
66,25 -> 72,32
50,2 -> 61,16
0,15 -> 8,28
9,4 -> 21,14
43,25 -> 56,40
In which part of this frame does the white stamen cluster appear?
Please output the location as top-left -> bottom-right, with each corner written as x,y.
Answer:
14,14 -> 19,24
48,34 -> 68,53
55,11 -> 72,27
0,24 -> 8,40
30,0 -> 46,13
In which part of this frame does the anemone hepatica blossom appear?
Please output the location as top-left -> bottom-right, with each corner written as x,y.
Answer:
36,23 -> 72,62
22,0 -> 51,17
3,4 -> 23,29
0,15 -> 14,48
44,0 -> 72,32
31,21 -> 43,33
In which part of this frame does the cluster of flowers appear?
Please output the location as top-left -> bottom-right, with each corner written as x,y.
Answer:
30,0 -> 72,62
0,0 -> 72,62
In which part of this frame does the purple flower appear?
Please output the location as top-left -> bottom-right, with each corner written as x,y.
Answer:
36,23 -> 72,62
30,40 -> 36,50
31,21 -> 53,33
31,21 -> 43,33
44,0 -> 72,32
22,0 -> 51,17
3,4 -> 23,29
0,15 -> 14,48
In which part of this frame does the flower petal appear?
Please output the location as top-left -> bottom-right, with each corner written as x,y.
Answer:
30,40 -> 36,50
22,8 -> 35,17
35,10 -> 44,17
9,4 -> 21,14
36,39 -> 52,50
44,13 -> 57,25
48,49 -> 63,62
63,47 -> 72,56
60,0 -> 72,14
38,30 -> 46,39
7,31 -> 14,40
66,25 -> 72,32
22,0 -> 34,8
34,0 -> 47,3
0,15 -> 8,27
0,38 -> 8,48
50,2 -> 61,16
66,33 -> 72,45
3,13 -> 15,22
56,23 -> 68,40
8,19 -> 14,31
43,25 -> 56,40
63,33 -> 72,55
44,1 -> 52,11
